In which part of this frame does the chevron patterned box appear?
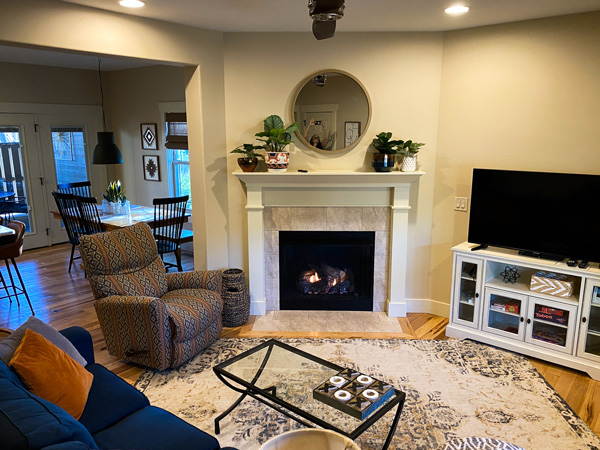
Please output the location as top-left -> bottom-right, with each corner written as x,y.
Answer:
529,271 -> 575,298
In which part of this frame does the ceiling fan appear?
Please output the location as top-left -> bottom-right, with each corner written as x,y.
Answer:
308,0 -> 346,40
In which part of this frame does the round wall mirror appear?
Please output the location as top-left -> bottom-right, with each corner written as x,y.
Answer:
292,70 -> 371,152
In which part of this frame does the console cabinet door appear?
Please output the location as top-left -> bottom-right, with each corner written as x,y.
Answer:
577,279 -> 600,363
524,297 -> 577,354
452,255 -> 483,329
482,288 -> 528,341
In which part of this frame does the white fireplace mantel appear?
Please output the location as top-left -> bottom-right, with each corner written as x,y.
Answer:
234,170 -> 425,317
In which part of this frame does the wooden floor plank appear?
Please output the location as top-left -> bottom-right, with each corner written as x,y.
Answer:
1,243 -> 598,437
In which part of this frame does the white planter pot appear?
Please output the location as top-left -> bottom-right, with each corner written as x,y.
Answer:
102,199 -> 130,215
401,155 -> 417,172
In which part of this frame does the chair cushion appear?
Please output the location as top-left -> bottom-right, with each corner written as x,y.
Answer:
78,363 -> 149,434
0,378 -> 98,450
79,223 -> 168,298
92,406 -> 220,450
162,289 -> 222,343
9,330 -> 94,420
0,316 -> 87,366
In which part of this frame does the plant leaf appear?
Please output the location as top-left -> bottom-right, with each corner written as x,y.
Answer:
264,115 -> 284,132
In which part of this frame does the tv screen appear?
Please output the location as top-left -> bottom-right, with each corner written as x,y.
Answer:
468,169 -> 600,263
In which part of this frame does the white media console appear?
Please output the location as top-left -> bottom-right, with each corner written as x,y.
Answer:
446,242 -> 600,380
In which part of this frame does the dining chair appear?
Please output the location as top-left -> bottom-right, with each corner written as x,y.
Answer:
152,195 -> 189,272
57,180 -> 92,197
0,220 -> 34,315
52,191 -> 85,273
74,195 -> 105,236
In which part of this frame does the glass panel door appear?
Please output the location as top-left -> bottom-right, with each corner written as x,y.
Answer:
452,255 -> 482,329
482,288 -> 527,340
51,126 -> 88,186
525,298 -> 577,354
578,282 -> 600,362
0,114 -> 48,249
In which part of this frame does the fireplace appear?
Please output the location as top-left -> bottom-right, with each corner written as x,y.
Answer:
279,231 -> 375,311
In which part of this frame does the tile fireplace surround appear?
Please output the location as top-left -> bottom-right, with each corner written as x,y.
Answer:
235,170 -> 424,317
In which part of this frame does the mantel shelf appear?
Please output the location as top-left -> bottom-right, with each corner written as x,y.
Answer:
234,170 -> 425,187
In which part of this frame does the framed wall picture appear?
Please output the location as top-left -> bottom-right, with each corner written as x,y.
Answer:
143,155 -> 161,181
344,122 -> 361,147
141,123 -> 158,150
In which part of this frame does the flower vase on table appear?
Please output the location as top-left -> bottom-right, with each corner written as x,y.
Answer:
102,180 -> 129,216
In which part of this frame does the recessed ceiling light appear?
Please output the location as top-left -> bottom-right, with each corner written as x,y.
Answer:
445,5 -> 470,15
118,0 -> 145,8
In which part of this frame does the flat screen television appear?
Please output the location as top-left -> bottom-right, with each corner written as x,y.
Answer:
468,169 -> 600,263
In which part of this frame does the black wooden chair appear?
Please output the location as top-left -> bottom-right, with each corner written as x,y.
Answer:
57,181 -> 92,197
52,191 -> 85,273
74,195 -> 105,236
152,195 -> 189,272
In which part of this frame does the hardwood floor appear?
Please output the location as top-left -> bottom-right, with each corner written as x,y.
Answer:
1,243 -> 598,436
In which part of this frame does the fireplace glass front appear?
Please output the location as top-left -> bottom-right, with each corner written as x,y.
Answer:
279,231 -> 375,311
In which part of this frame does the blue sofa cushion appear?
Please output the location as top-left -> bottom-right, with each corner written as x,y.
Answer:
42,442 -> 94,450
0,360 -> 25,387
0,378 -> 98,450
92,406 -> 221,450
79,363 -> 149,434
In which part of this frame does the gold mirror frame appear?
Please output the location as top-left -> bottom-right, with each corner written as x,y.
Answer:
291,69 -> 372,153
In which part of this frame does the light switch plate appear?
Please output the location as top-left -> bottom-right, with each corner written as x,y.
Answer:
454,197 -> 468,212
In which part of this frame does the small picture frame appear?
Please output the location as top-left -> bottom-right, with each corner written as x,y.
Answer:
141,123 -> 158,150
143,155 -> 161,181
344,121 -> 361,147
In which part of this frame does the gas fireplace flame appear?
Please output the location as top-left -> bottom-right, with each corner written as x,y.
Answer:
297,264 -> 355,295
306,271 -> 320,283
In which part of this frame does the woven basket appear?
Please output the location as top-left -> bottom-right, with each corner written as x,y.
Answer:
221,268 -> 250,327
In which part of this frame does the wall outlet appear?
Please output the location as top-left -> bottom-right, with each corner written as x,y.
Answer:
454,197 -> 468,212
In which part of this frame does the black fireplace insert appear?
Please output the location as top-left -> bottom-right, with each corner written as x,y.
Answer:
279,231 -> 375,311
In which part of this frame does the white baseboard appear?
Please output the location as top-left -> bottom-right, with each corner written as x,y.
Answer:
406,298 -> 450,318
250,300 -> 267,316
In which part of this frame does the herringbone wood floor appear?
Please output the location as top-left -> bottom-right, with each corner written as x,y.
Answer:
1,243 -> 598,435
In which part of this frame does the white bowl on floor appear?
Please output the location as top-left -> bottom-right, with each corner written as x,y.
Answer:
259,429 -> 360,450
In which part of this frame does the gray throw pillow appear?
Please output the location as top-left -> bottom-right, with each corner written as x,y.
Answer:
0,316 -> 87,366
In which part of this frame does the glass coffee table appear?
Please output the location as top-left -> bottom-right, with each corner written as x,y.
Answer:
213,339 -> 406,450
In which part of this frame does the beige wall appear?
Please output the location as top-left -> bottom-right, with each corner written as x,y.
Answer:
431,12 -> 600,306
0,0 -> 228,270
106,65 -> 185,205
224,32 -> 444,302
0,62 -> 99,105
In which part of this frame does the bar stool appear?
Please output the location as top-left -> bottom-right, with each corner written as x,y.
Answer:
0,220 -> 34,315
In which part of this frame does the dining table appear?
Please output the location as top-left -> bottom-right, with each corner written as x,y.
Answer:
51,204 -> 190,232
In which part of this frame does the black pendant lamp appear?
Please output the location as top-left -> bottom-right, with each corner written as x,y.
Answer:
92,57 -> 123,164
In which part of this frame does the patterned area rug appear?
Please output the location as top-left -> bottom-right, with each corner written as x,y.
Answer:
135,338 -> 600,450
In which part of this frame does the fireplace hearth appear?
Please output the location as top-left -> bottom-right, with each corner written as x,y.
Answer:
279,231 -> 375,311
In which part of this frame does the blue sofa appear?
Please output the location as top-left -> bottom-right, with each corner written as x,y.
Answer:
0,326 -> 237,450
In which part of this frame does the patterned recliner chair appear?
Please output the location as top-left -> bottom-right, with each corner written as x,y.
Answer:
78,223 -> 222,371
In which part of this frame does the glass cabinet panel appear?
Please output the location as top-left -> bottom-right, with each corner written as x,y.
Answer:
453,256 -> 483,329
483,289 -> 527,340
526,299 -> 577,354
578,284 -> 600,361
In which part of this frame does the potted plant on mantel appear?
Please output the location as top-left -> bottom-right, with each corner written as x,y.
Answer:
230,143 -> 264,172
255,115 -> 299,173
397,140 -> 425,172
371,132 -> 400,172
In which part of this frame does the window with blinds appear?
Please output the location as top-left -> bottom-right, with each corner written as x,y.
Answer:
165,113 -> 191,207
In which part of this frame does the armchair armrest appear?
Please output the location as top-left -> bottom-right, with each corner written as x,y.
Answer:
59,326 -> 95,365
167,270 -> 222,295
94,295 -> 172,371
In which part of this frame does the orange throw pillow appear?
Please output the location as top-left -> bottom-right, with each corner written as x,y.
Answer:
9,329 -> 94,419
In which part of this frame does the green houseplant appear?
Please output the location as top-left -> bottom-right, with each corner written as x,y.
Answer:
102,180 -> 129,215
371,132 -> 401,172
230,143 -> 264,172
256,115 -> 299,172
397,140 -> 425,172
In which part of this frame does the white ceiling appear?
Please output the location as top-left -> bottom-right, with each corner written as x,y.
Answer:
60,0 -> 600,33
2,0 -> 600,71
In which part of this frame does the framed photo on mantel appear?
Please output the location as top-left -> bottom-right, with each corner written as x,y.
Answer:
141,123 -> 158,150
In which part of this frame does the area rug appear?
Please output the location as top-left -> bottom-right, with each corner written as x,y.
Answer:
135,338 -> 600,450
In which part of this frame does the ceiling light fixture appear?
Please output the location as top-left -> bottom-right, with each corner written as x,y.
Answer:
92,58 -> 123,165
118,0 -> 145,8
445,5 -> 470,15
